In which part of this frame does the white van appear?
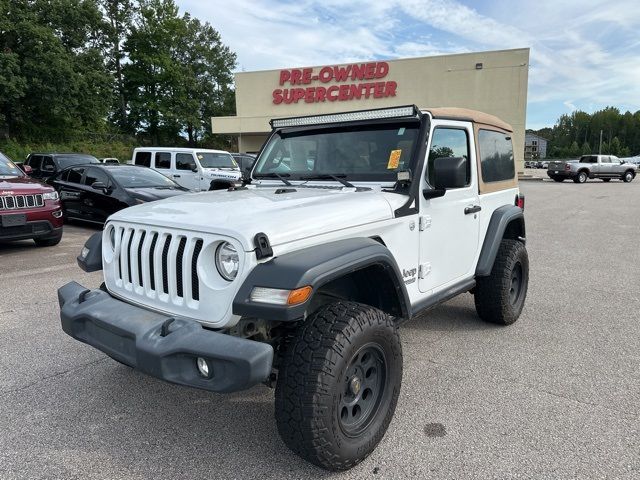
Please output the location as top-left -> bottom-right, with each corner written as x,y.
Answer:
131,147 -> 241,191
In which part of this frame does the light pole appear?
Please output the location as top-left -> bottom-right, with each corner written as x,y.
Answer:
599,130 -> 603,154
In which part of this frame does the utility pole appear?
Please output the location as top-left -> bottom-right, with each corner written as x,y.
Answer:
599,130 -> 603,154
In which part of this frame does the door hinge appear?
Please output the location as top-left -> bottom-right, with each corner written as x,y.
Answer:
418,263 -> 431,278
419,215 -> 432,231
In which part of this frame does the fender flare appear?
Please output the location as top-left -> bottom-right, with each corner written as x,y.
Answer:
475,205 -> 525,277
233,237 -> 410,321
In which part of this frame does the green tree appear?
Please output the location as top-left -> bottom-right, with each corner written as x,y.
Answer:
124,0 -> 236,145
610,136 -> 621,156
569,140 -> 580,157
0,0 -> 110,140
581,141 -> 591,155
100,0 -> 136,131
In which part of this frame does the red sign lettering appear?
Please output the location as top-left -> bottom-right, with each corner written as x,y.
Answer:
272,61 -> 396,105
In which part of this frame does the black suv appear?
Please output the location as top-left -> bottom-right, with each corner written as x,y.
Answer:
25,153 -> 100,181
231,153 -> 256,179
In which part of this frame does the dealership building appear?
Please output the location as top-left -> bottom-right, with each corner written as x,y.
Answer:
211,48 -> 530,172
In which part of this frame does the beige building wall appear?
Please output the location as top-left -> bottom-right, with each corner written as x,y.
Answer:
212,48 -> 529,171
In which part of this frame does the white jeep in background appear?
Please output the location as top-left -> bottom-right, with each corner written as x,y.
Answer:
59,105 -> 528,471
131,147 -> 242,191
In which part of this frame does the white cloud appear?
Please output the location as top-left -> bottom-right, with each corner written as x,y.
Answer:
177,0 -> 640,125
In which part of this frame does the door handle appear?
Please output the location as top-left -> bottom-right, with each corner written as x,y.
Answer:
464,205 -> 481,215
173,175 -> 181,178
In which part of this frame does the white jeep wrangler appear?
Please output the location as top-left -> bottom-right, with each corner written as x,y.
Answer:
59,105 -> 528,471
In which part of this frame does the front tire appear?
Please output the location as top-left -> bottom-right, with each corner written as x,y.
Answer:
623,171 -> 634,183
474,239 -> 529,325
275,301 -> 402,471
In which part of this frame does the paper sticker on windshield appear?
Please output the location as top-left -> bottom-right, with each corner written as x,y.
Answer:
197,154 -> 203,160
387,150 -> 402,169
232,158 -> 238,167
397,128 -> 405,136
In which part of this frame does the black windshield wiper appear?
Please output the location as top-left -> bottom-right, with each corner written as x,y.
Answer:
299,174 -> 355,188
253,172 -> 292,186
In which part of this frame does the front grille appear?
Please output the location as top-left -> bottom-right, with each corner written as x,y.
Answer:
0,194 -> 44,210
113,226 -> 203,304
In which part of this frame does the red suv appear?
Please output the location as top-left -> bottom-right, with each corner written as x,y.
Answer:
0,152 -> 64,246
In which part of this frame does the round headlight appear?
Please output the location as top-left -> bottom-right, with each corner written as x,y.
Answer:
215,242 -> 239,281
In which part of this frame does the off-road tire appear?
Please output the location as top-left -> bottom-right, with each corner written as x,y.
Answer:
574,171 -> 588,183
474,239 -> 528,325
34,234 -> 62,247
623,171 -> 634,183
552,177 -> 564,182
602,178 -> 611,182
275,301 -> 402,471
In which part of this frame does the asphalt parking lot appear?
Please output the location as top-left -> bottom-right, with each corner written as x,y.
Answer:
1,179 -> 639,480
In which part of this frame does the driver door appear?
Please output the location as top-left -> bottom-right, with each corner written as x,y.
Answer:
418,121 -> 480,293
174,153 -> 201,191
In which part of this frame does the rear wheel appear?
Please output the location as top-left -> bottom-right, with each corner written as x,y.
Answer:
474,239 -> 529,325
623,171 -> 634,183
574,171 -> 588,183
275,301 -> 402,471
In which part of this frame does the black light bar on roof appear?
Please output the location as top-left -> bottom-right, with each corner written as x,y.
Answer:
270,105 -> 420,129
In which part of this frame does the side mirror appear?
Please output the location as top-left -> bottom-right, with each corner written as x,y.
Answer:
423,157 -> 467,200
191,165 -> 199,173
91,181 -> 109,192
433,157 -> 467,189
22,165 -> 33,175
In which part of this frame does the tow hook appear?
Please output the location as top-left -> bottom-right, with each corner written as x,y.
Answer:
160,317 -> 176,337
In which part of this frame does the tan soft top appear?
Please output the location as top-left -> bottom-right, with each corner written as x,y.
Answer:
424,107 -> 513,132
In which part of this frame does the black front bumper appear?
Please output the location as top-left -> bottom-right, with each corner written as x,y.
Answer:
58,281 -> 273,393
0,220 -> 61,241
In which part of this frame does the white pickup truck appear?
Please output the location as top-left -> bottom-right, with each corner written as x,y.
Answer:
547,155 -> 637,183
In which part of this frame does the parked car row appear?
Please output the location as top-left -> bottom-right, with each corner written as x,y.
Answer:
1,147 -> 256,247
525,160 -> 549,169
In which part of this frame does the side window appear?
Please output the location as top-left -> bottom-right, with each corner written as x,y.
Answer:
83,168 -> 110,186
42,156 -> 55,173
176,153 -> 196,171
155,152 -> 171,169
601,156 -> 610,163
28,155 -> 42,170
478,130 -> 515,183
427,128 -> 470,186
134,151 -> 151,167
56,169 -> 69,182
67,167 -> 85,183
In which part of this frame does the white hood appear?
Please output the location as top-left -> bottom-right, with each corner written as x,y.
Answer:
109,185 -> 403,250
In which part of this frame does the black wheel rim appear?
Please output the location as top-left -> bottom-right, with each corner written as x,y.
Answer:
509,262 -> 523,305
338,343 -> 387,437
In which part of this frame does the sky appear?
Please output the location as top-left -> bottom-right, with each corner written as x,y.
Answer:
178,0 -> 640,130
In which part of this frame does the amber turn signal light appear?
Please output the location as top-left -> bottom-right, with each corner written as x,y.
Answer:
287,286 -> 313,305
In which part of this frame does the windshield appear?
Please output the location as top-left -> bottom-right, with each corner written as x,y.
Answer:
110,167 -> 178,188
57,155 -> 99,169
0,152 -> 24,177
253,123 -> 420,181
197,152 -> 238,169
